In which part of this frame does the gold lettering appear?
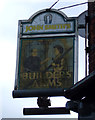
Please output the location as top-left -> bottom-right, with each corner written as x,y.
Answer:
32,80 -> 39,88
27,72 -> 43,80
25,26 -> 30,32
53,72 -> 61,79
45,25 -> 56,30
25,25 -> 43,32
28,72 -> 36,79
23,73 -> 28,79
51,25 -> 56,29
37,25 -> 43,30
30,26 -> 35,31
48,79 -> 56,87
60,24 -> 63,29
57,79 -> 62,87
25,24 -> 71,32
63,24 -> 66,29
33,72 -> 36,79
57,24 -> 60,29
46,72 -> 53,79
67,24 -> 71,29
45,25 -> 48,30
66,71 -> 71,78
29,73 -> 32,79
48,25 -> 52,29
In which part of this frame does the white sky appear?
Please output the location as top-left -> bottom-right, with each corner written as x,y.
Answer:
0,0 -> 87,118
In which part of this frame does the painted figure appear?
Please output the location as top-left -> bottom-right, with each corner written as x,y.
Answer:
52,45 -> 65,72
24,48 -> 41,72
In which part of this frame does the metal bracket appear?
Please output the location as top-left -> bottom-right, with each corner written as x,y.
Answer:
86,47 -> 90,53
23,107 -> 70,115
85,16 -> 89,23
23,97 -> 70,115
37,97 -> 51,108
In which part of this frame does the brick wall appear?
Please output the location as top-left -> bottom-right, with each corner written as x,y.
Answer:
88,2 -> 95,73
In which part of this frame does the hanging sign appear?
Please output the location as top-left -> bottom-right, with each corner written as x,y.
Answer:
18,37 -> 74,89
15,9 -> 78,94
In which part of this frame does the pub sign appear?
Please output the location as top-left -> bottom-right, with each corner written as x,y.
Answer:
15,9 -> 78,92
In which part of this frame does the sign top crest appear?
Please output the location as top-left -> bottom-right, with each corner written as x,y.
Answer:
21,9 -> 75,35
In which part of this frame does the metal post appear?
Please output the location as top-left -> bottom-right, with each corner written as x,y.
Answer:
85,16 -> 88,77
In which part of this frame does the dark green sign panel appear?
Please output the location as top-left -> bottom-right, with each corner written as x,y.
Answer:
18,37 -> 74,90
